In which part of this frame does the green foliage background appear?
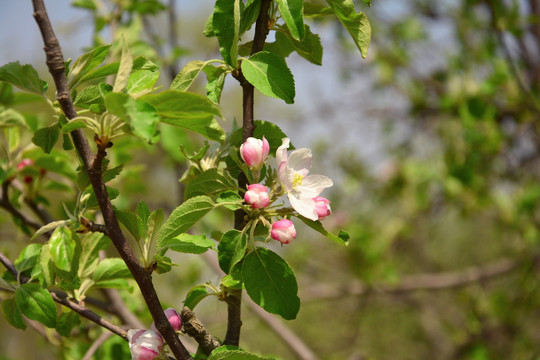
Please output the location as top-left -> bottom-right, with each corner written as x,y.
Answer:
1,0 -> 540,359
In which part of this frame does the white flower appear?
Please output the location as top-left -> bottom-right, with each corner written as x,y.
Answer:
276,138 -> 333,221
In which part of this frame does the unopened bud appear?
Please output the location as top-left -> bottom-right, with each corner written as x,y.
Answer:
271,219 -> 296,244
244,184 -> 270,209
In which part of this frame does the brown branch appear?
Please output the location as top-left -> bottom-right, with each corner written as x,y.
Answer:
181,307 -> 221,355
31,2 -> 191,358
303,257 -> 528,301
225,0 -> 273,347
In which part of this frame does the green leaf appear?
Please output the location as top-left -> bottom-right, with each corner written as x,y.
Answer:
115,209 -> 143,240
15,243 -> 42,274
49,226 -> 76,272
68,44 -> 111,88
105,92 -> 160,143
204,65 -> 227,104
185,168 -> 237,200
304,3 -> 334,16
277,25 -> 323,65
242,248 -> 300,320
57,311 -> 81,337
218,230 -> 247,274
127,69 -> 160,95
113,38 -> 133,93
39,243 -> 56,287
156,195 -> 215,248
212,0 -> 241,67
0,106 -> 26,128
276,0 -> 305,41
15,283 -> 56,328
240,0 -> 261,35
208,348 -> 274,360
78,233 -> 110,278
91,258 -> 131,283
32,123 -> 60,154
184,284 -> 211,310
326,0 -> 371,58
61,118 -> 88,133
142,90 -> 225,142
1,297 -> 26,330
170,60 -> 206,91
241,51 -> 295,104
153,254 -> 174,274
216,191 -> 243,210
166,234 -> 215,254
298,216 -> 350,245
31,220 -> 69,241
0,62 -> 47,95
73,83 -> 112,113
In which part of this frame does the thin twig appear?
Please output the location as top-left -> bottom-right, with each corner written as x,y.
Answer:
31,2 -> 191,358
181,307 -> 221,355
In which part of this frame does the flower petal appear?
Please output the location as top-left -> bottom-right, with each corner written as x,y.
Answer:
288,191 -> 318,221
287,148 -> 312,177
300,175 -> 333,195
276,138 -> 290,166
278,161 -> 294,191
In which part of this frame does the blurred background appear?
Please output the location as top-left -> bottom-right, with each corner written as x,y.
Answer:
1,0 -> 540,359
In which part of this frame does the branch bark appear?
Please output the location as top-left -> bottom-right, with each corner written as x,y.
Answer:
31,1 -> 191,358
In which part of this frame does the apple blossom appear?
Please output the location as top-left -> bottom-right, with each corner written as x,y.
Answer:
276,138 -> 333,221
271,219 -> 296,244
127,329 -> 164,360
244,183 -> 270,209
313,196 -> 332,220
17,158 -> 34,170
240,136 -> 270,169
150,308 -> 183,332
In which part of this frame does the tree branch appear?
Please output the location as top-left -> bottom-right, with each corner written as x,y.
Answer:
31,1 -> 191,358
181,307 -> 221,355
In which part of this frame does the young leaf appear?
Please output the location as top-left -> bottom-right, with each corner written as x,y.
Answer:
298,216 -> 350,245
68,44 -> 112,88
61,118 -> 88,133
49,226 -> 76,272
165,234 -> 215,254
115,209 -> 143,241
156,195 -> 215,248
113,38 -> 133,93
184,284 -> 212,310
15,283 -> 56,328
91,258 -> 131,282
217,230 -> 247,274
212,0 -> 241,67
0,107 -> 26,128
127,69 -> 160,95
277,25 -> 323,65
240,0 -> 262,35
242,248 -> 300,320
32,123 -> 60,154
31,220 -> 69,241
0,62 -> 47,95
170,60 -> 206,91
142,90 -> 225,142
39,243 -> 56,288
276,0 -> 305,41
326,0 -> 371,58
204,65 -> 227,104
78,233 -> 111,278
241,51 -> 295,104
0,297 -> 26,330
184,168 -> 237,200
15,243 -> 42,274
208,348 -> 274,360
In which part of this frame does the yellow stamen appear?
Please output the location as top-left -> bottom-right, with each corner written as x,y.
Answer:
293,173 -> 303,187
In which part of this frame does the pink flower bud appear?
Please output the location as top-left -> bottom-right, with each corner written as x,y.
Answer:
23,176 -> 34,184
17,159 -> 34,170
244,184 -> 270,209
313,197 -> 332,220
150,308 -> 183,333
128,329 -> 163,360
240,136 -> 270,169
271,219 -> 296,244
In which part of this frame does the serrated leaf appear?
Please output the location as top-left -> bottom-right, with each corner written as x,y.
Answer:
73,83 -> 112,113
185,168 -> 237,200
31,220 -> 69,241
166,234 -> 215,254
153,254 -> 174,274
213,0 -> 241,67
184,284 -> 211,310
240,0 -> 261,35
208,348 -> 274,360
113,38 -> 133,93
277,25 -> 323,65
57,311 -> 81,337
142,90 -> 225,142
68,44 -> 112,88
32,123 -> 60,154
241,52 -> 295,104
61,118 -> 88,133
242,248 -> 300,320
78,232 -> 110,278
91,258 -> 131,282
49,226 -> 75,272
39,243 -> 56,287
218,230 -> 247,274
157,195 -> 215,248
326,0 -> 371,58
115,209 -> 143,240
1,297 -> 26,330
127,69 -> 159,95
15,243 -> 42,274
15,283 -> 56,328
298,216 -> 350,245
276,0 -> 305,41
0,62 -> 47,95
204,65 -> 227,104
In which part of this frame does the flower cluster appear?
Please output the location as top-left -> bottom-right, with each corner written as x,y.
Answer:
128,308 -> 182,360
240,136 -> 333,245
